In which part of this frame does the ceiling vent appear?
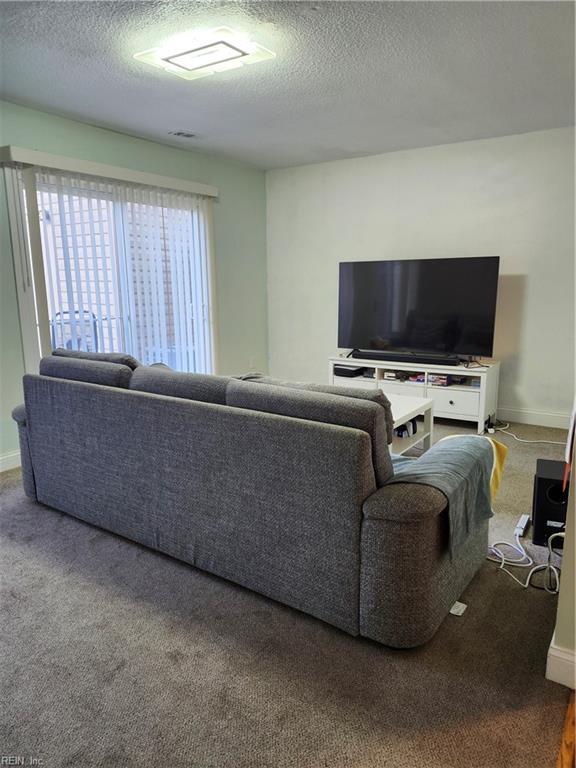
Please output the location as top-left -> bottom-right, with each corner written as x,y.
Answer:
169,130 -> 197,139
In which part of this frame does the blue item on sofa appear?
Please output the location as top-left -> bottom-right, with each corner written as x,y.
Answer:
390,436 -> 494,557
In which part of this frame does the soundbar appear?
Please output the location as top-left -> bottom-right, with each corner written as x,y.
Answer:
350,349 -> 461,366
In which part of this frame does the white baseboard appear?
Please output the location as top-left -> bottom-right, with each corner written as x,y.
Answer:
546,634 -> 576,689
0,450 -> 21,473
497,407 -> 570,430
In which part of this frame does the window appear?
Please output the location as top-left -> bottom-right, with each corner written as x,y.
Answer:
5,164 -> 216,373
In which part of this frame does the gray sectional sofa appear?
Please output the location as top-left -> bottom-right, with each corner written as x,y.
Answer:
12,351 -> 488,648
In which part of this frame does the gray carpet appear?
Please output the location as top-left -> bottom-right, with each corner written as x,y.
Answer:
0,420 -> 571,768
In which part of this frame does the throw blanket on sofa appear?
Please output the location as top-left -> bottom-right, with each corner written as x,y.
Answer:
390,436 -> 508,557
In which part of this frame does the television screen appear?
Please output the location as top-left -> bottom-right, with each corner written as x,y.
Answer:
338,256 -> 499,357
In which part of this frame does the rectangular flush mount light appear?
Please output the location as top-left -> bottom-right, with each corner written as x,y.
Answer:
164,41 -> 247,72
134,27 -> 275,80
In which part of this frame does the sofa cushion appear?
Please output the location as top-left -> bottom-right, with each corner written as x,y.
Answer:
130,366 -> 230,405
238,374 -> 394,445
52,348 -> 141,370
40,356 -> 132,388
227,379 -> 393,486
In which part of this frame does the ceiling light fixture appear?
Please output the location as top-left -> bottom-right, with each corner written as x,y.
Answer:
134,27 -> 275,81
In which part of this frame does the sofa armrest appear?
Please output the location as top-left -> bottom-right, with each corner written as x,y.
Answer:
363,482 -> 447,523
11,404 -> 37,500
11,404 -> 27,426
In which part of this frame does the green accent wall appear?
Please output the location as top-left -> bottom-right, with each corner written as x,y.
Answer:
0,99 -> 268,456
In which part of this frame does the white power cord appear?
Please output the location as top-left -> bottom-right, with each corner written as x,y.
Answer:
487,530 -> 564,594
486,419 -> 567,590
493,421 -> 565,446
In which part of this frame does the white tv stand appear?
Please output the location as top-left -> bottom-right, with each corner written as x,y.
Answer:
328,356 -> 500,435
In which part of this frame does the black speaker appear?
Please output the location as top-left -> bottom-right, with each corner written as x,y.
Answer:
531,459 -> 569,547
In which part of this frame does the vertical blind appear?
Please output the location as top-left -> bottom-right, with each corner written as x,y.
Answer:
34,168 -> 214,372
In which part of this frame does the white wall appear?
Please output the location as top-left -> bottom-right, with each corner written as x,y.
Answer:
547,461 -> 575,688
266,128 -> 575,426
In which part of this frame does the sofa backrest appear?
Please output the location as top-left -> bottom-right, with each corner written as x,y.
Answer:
52,348 -> 141,370
238,374 -> 394,445
40,356 -> 133,388
130,366 -> 230,405
22,374 -> 376,635
227,379 -> 393,486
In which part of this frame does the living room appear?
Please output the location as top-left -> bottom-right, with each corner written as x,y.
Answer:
0,2 -> 574,767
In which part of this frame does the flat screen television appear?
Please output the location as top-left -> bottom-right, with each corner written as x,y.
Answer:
338,256 -> 499,359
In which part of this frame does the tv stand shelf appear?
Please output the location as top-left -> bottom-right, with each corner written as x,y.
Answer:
329,356 -> 500,435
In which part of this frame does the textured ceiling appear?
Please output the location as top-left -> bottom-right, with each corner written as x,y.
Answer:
0,1 -> 573,169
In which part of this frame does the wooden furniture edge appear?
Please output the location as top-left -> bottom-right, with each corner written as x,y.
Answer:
557,691 -> 575,768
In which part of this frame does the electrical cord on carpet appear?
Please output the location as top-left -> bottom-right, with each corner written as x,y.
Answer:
487,530 -> 564,594
491,420 -> 566,446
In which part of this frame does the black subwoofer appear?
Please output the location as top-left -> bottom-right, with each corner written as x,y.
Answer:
532,459 -> 569,547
